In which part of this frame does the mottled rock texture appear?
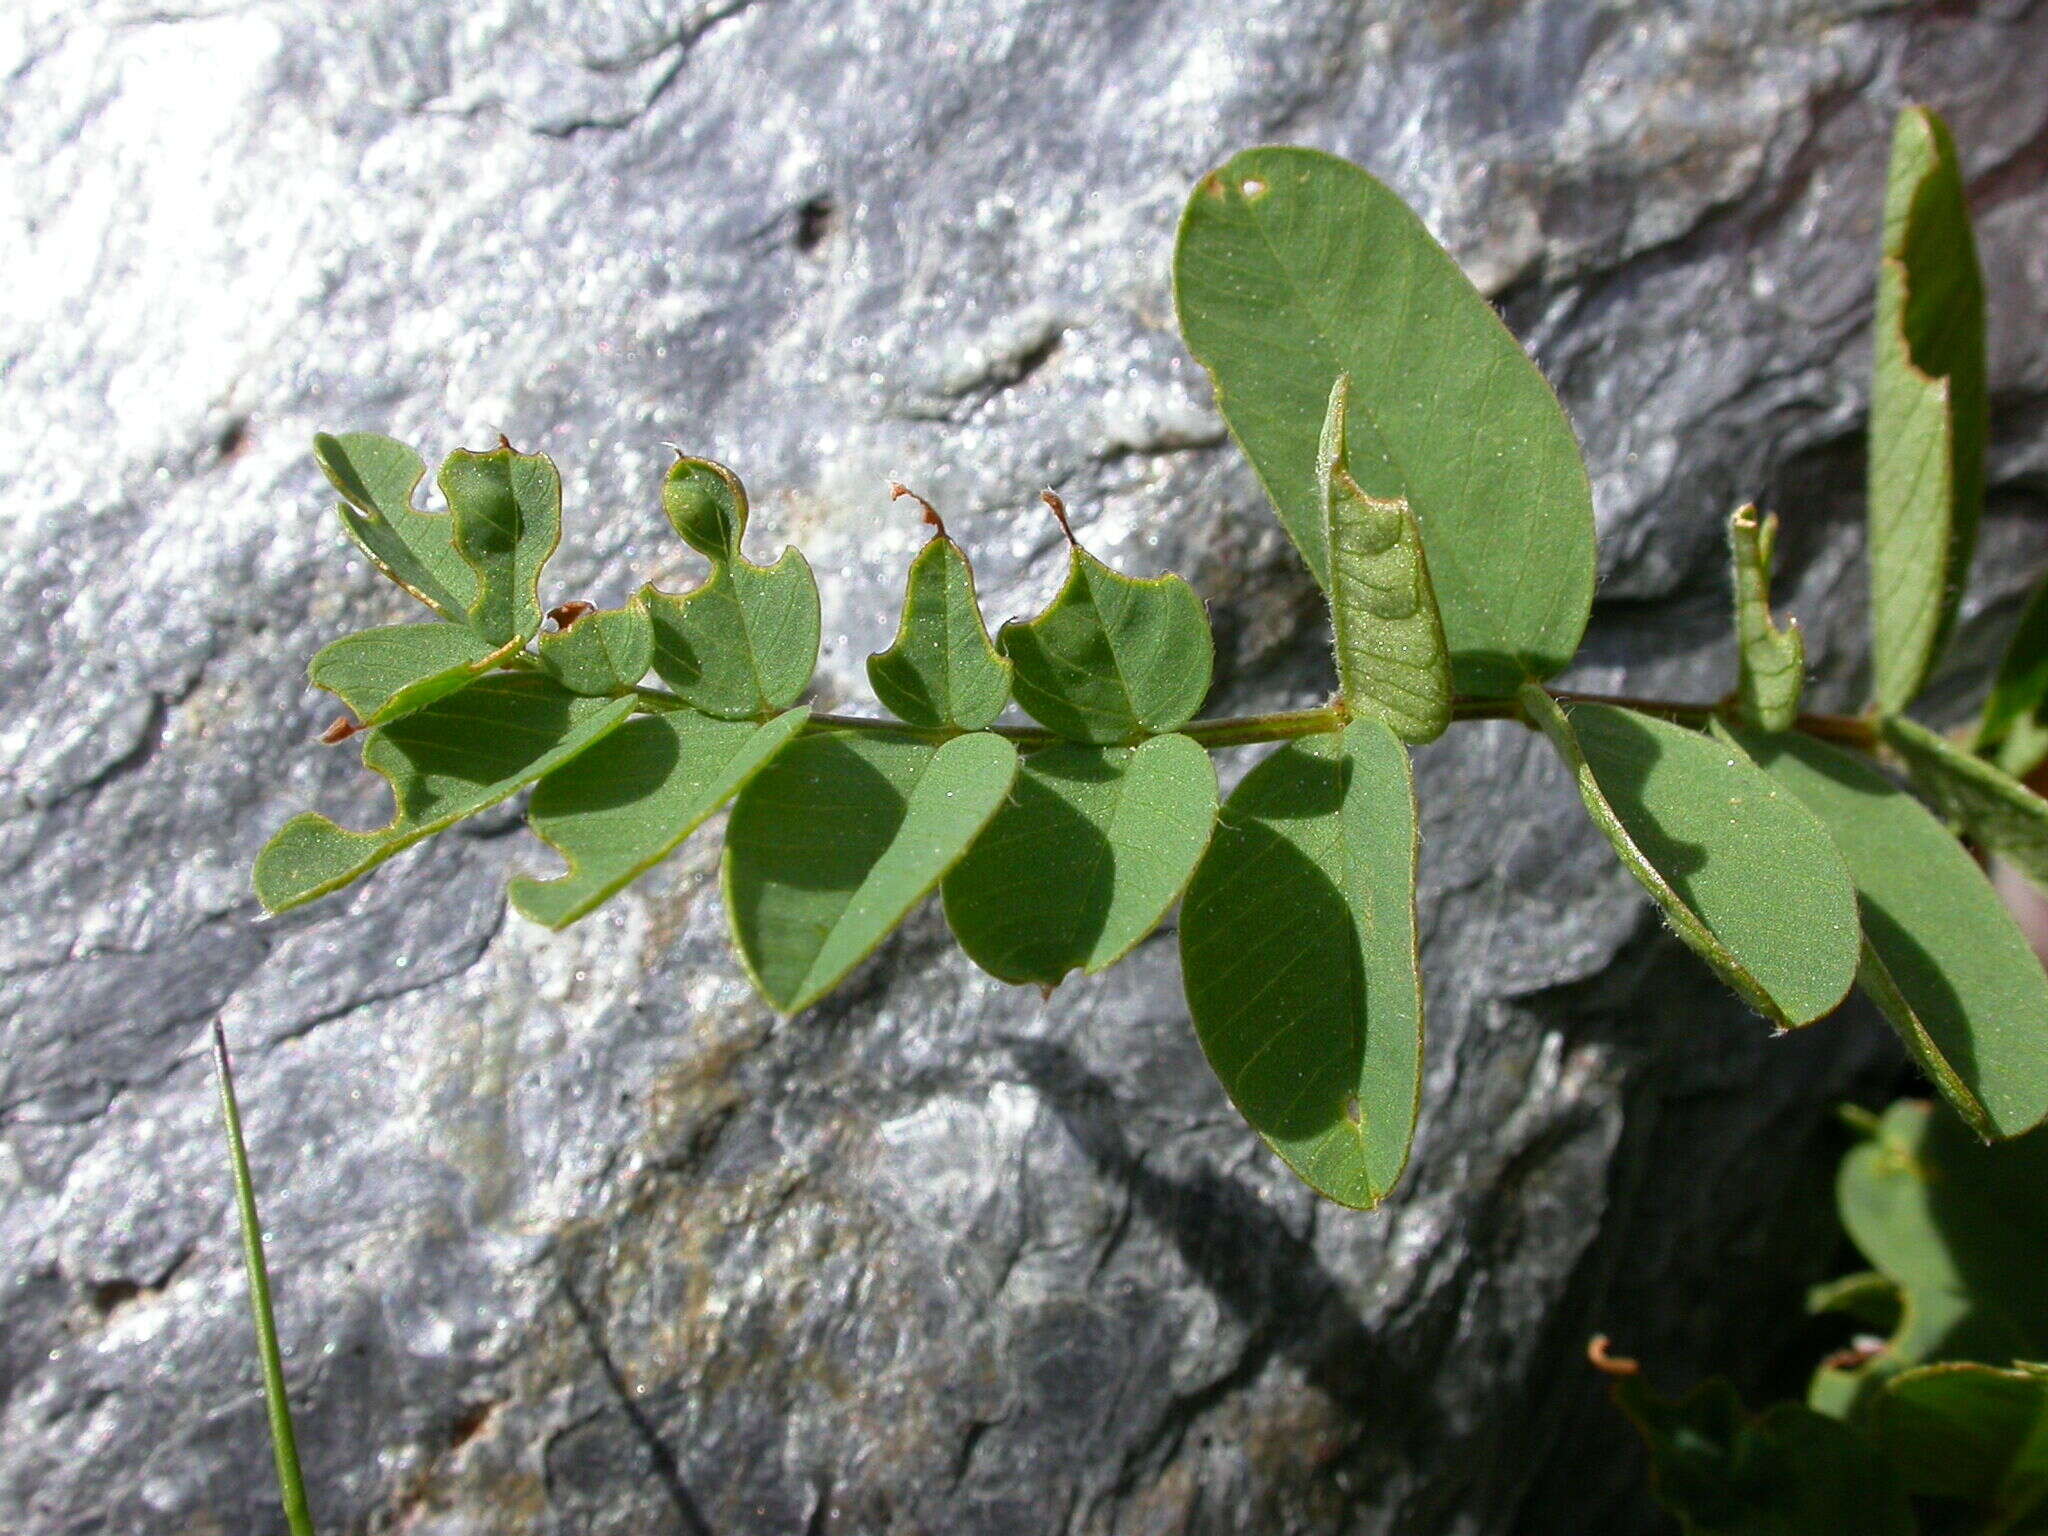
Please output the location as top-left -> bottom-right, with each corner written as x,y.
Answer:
4,2 -> 2047,1531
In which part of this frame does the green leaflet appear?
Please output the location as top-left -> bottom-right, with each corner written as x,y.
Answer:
1318,376 -> 1450,744
307,622 -> 509,728
538,597 -> 656,697
1868,106 -> 1987,714
1729,505 -> 1804,732
1816,1101 -> 2048,1414
1874,1362 -> 2048,1515
1883,715 -> 2048,894
1977,572 -> 2048,778
663,456 -> 749,562
1737,725 -> 2048,1141
511,707 -> 809,929
1179,719 -> 1420,1209
943,734 -> 1217,986
1174,146 -> 1596,696
314,432 -> 477,621
643,456 -> 818,719
644,553 -> 821,720
439,444 -> 563,647
1522,691 -> 1859,1028
1809,1270 -> 1904,1336
254,674 -> 635,912
868,536 -> 1012,731
1613,1375 -> 1914,1536
724,730 -> 1018,1013
998,547 -> 1212,744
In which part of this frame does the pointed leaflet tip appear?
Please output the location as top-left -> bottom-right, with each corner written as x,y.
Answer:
1041,489 -> 1078,547
1318,374 -> 1452,744
889,482 -> 948,541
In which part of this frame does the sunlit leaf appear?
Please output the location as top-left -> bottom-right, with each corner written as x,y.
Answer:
511,707 -> 808,929
868,536 -> 1013,732
439,443 -> 562,647
1521,692 -> 1859,1028
644,552 -> 821,720
1612,1374 -> 1913,1536
1318,376 -> 1450,743
663,455 -> 749,563
1874,1361 -> 2048,1515
1815,1100 -> 2048,1414
724,730 -> 1018,1013
253,674 -> 635,913
943,733 -> 1216,986
314,432 -> 476,621
1868,105 -> 1987,713
1737,725 -> 2048,1141
999,548 -> 1212,744
1179,718 -> 1420,1208
1882,715 -> 2048,895
1977,571 -> 2048,778
307,622 -> 510,728
537,596 -> 656,697
1729,505 -> 1804,733
1175,146 -> 1596,695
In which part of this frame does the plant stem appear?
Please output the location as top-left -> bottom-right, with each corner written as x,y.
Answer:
212,1022 -> 317,1536
625,683 -> 1874,753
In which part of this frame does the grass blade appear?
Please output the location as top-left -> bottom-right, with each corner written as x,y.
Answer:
212,1021 -> 316,1536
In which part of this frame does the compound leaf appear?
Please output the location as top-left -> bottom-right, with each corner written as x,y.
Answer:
1869,106 -> 1987,714
663,456 -> 748,563
1175,146 -> 1595,696
724,730 -> 1018,1013
538,596 -> 656,697
1522,692 -> 1859,1028
1977,572 -> 2048,778
1179,718 -> 1421,1209
1737,725 -> 2048,1141
511,707 -> 809,929
868,536 -> 1012,732
1817,1100 -> 2048,1412
1613,1375 -> 1914,1536
439,443 -> 562,647
254,674 -> 635,913
1729,505 -> 1804,732
999,548 -> 1212,744
1873,1361 -> 2048,1514
1883,715 -> 2048,894
644,552 -> 821,720
1319,376 -> 1450,743
307,622 -> 510,728
943,733 -> 1217,986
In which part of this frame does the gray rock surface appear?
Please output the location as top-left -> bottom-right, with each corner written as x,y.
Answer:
4,1 -> 2046,1531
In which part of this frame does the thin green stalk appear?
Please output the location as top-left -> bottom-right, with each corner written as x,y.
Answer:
212,1021 -> 316,1536
626,678 -> 1877,753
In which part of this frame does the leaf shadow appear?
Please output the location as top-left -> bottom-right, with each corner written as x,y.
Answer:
1001,1037 -> 1443,1441
729,736 -> 910,898
1573,708 -> 1710,888
949,752 -> 1118,980
532,715 -> 686,818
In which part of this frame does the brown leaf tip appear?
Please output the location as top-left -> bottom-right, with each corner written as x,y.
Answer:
1586,1335 -> 1639,1377
548,601 -> 596,632
889,482 -> 947,541
1040,489 -> 1077,547
320,714 -> 365,745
